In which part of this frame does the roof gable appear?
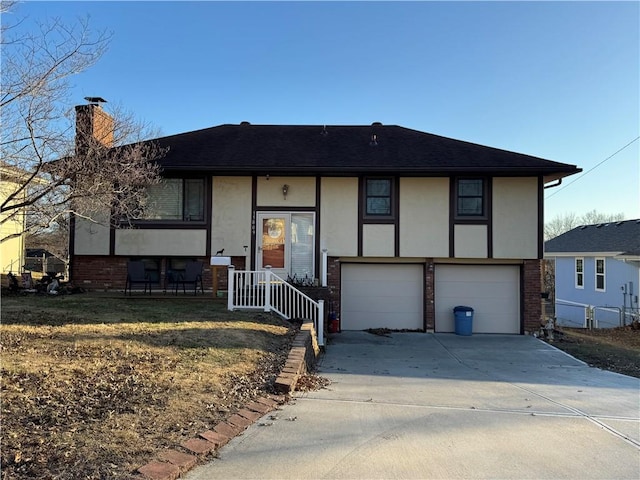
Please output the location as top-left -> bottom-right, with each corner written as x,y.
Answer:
545,219 -> 640,256
144,123 -> 580,178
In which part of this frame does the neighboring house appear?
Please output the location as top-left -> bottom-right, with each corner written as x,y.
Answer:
545,220 -> 640,328
0,164 -> 28,274
71,102 -> 581,334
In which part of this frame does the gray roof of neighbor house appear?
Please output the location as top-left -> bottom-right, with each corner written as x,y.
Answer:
545,219 -> 640,256
146,123 -> 580,180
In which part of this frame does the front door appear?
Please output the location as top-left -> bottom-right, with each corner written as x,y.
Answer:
257,214 -> 288,277
256,212 -> 315,282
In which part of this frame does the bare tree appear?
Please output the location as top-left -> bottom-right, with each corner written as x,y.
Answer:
579,210 -> 626,226
0,2 -> 164,246
544,210 -> 625,241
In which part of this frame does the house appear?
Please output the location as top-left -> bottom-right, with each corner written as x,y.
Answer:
1,164 -> 28,275
70,103 -> 581,334
545,220 -> 640,328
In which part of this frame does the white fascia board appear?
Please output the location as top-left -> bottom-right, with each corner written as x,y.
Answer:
615,255 -> 640,262
543,251 -> 623,258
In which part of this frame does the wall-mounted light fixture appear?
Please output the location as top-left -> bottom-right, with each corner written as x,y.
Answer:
282,184 -> 289,199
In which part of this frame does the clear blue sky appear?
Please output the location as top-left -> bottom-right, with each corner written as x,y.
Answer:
10,1 -> 640,221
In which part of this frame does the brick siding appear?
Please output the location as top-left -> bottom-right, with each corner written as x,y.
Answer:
71,255 -> 246,292
325,256 -> 342,325
424,259 -> 435,331
522,259 -> 543,333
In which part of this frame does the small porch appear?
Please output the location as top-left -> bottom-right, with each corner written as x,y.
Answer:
226,266 -> 327,347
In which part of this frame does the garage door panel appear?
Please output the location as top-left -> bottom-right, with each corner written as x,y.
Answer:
346,295 -> 418,313
344,280 -> 420,297
342,264 -> 423,331
343,313 -> 419,330
435,265 -> 520,334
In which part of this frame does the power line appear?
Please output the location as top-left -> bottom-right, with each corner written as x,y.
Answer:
545,136 -> 640,199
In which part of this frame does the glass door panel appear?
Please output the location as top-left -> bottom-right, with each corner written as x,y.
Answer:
290,213 -> 314,281
258,216 -> 287,276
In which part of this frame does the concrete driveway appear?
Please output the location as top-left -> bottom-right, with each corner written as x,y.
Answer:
186,332 -> 640,479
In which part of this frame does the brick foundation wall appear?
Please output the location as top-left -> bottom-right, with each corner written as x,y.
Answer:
425,259 -> 435,331
72,256 -> 128,291
326,256 -> 342,322
71,256 -> 246,292
522,259 -> 543,333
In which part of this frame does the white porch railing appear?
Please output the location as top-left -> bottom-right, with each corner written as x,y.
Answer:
227,266 -> 324,346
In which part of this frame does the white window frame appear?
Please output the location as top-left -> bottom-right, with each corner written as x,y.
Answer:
595,257 -> 605,292
575,257 -> 584,289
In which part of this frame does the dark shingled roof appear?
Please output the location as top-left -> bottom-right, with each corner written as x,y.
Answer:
545,219 -> 640,256
144,123 -> 580,179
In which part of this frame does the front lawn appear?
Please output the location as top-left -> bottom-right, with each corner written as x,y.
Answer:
0,294 -> 295,479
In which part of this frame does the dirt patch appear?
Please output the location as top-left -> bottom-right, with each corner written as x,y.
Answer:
544,322 -> 640,378
296,372 -> 331,392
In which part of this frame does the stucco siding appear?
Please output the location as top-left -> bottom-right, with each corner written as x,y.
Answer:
493,177 -> 539,259
115,229 -> 207,256
399,178 -> 449,257
73,211 -> 111,255
363,224 -> 395,257
256,176 -> 315,207
212,177 -> 252,257
454,224 -> 488,258
320,177 -> 358,256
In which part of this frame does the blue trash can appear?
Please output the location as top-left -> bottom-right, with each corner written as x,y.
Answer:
454,306 -> 474,336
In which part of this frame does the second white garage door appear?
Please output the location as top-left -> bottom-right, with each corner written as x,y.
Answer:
341,264 -> 424,331
435,265 -> 520,334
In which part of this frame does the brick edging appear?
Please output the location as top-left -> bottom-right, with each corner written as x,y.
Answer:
274,320 -> 321,393
136,320 -> 321,479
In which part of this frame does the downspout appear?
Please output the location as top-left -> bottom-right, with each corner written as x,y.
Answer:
544,179 -> 562,189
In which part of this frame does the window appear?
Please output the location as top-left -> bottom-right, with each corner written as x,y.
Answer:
595,258 -> 605,291
365,178 -> 392,217
575,257 -> 584,288
141,178 -> 205,221
456,178 -> 485,217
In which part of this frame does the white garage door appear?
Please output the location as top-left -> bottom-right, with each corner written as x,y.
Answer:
341,264 -> 424,331
435,265 -> 520,334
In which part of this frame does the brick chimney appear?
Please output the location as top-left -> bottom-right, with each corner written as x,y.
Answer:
75,98 -> 114,156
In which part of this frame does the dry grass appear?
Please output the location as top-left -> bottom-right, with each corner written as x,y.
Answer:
548,323 -> 640,378
1,294 -> 296,479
